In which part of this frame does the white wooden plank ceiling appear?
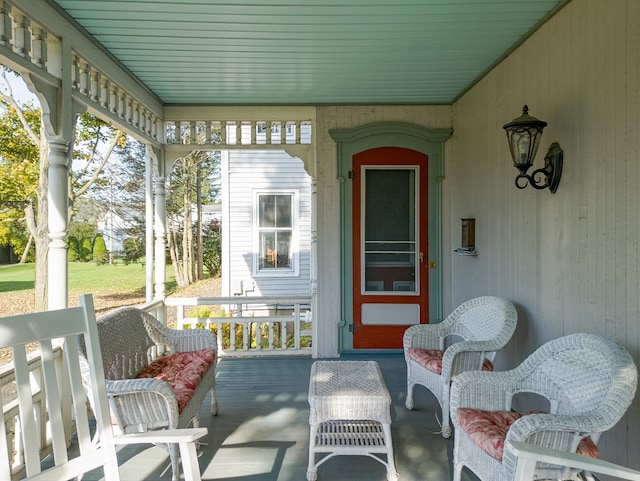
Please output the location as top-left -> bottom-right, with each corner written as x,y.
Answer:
49,0 -> 566,105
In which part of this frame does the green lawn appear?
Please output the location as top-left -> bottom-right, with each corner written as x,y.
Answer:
0,262 -> 177,294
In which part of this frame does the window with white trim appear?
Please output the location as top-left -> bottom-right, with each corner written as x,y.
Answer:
254,191 -> 298,275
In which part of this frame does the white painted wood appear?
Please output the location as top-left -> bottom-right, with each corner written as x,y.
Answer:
1,295 -> 207,481
510,441 -> 640,481
446,0 -> 640,470
226,150 -> 312,298
314,106 -> 453,358
361,303 -> 420,325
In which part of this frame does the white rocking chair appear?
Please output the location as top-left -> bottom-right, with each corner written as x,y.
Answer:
0,294 -> 206,481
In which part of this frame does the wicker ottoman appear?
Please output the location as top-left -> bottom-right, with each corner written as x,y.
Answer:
307,360 -> 398,481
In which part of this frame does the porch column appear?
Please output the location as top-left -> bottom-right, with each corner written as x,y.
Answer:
153,174 -> 167,303
47,140 -> 71,310
22,39 -> 78,310
144,145 -> 154,302
148,147 -> 167,304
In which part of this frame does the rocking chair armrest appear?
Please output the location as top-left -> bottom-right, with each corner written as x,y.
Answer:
111,427 -> 207,445
111,428 -> 207,481
506,440 -> 640,481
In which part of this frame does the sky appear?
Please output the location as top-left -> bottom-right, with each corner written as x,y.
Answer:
3,70 -> 39,105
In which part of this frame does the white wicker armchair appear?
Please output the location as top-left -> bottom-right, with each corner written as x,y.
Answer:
79,306 -> 218,481
403,296 -> 517,437
450,333 -> 638,481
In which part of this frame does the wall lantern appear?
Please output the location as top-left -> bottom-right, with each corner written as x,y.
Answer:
503,105 -> 563,193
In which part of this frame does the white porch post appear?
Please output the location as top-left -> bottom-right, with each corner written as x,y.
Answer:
145,145 -> 154,302
21,38 -> 78,310
148,147 -> 167,305
154,175 -> 167,303
46,140 -> 71,310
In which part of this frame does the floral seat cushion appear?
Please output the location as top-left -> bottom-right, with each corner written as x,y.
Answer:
456,408 -> 599,461
136,349 -> 216,413
406,348 -> 493,374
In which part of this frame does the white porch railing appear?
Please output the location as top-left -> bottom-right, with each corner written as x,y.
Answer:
0,342 -> 68,480
164,296 -> 313,357
1,295 -> 312,476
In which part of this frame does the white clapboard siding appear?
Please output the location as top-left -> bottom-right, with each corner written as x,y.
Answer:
225,150 -> 312,298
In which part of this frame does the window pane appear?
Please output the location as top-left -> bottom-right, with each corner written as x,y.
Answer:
363,169 -> 417,293
276,231 -> 291,268
259,232 -> 276,269
260,195 -> 276,227
276,197 -> 292,227
259,194 -> 292,228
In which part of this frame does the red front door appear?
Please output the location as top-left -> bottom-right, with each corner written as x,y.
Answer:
352,147 -> 429,349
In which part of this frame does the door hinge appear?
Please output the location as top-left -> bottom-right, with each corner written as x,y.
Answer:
348,170 -> 356,180
349,323 -> 356,332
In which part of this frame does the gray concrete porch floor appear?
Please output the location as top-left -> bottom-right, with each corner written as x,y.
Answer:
85,354 -> 479,481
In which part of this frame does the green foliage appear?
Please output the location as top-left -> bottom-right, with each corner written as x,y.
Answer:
68,222 -> 100,262
93,235 -> 108,265
81,237 -> 93,262
0,102 -> 41,258
122,237 -> 144,264
67,239 -> 79,261
202,219 -> 222,277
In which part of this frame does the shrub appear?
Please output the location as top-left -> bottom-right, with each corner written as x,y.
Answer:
93,235 -> 108,265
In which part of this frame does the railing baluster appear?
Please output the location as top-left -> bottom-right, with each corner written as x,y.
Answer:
2,345 -> 68,476
160,296 -> 312,357
267,321 -> 274,350
294,305 -> 301,350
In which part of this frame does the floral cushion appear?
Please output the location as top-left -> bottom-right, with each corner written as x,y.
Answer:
136,349 -> 215,413
456,408 -> 599,461
406,348 -> 493,374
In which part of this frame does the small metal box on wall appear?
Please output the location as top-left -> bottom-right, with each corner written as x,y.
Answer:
461,218 -> 475,250
454,218 -> 478,255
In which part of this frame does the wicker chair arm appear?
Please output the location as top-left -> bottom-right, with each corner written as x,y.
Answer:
163,328 -> 217,352
441,340 -> 497,378
508,413 -> 605,441
106,377 -> 174,396
502,413 -> 607,479
450,370 -> 521,413
144,314 -> 217,353
105,378 -> 180,430
403,323 -> 450,351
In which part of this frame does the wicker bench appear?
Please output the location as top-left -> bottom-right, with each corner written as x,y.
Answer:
79,306 -> 218,481
307,360 -> 398,481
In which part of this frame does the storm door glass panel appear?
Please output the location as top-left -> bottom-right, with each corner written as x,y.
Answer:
258,194 -> 292,270
363,168 -> 417,293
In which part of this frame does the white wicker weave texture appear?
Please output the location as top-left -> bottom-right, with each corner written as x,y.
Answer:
403,296 -> 518,438
449,333 -> 638,481
307,360 -> 399,481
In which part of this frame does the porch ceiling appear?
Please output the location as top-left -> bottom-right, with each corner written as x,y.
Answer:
49,0 -> 566,106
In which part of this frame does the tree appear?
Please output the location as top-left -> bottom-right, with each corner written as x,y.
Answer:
202,219 -> 222,277
0,70 -> 46,307
68,221 -> 99,262
93,235 -> 108,265
0,67 -> 125,310
167,150 -> 220,288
